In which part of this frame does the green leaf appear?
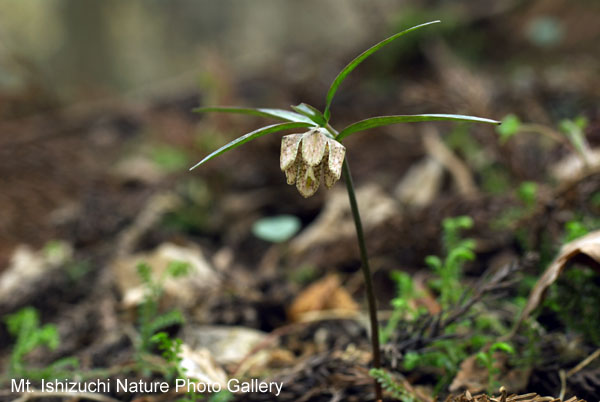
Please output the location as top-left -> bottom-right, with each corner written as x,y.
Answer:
496,114 -> 521,143
337,114 -> 500,140
490,341 -> 515,354
189,121 -> 313,170
210,390 -> 235,402
403,351 -> 422,370
148,310 -> 184,334
166,260 -> 191,278
136,262 -> 152,285
323,20 -> 441,121
564,220 -> 588,242
476,351 -> 490,366
425,255 -> 442,271
252,214 -> 301,243
194,106 -> 315,124
574,115 -> 589,130
443,215 -> 474,231
517,181 -> 537,207
447,247 -> 475,263
290,103 -> 327,126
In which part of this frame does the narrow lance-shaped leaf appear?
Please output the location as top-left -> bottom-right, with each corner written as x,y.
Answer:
323,20 -> 441,121
194,106 -> 315,124
189,121 -> 314,170
290,103 -> 327,126
337,114 -> 500,141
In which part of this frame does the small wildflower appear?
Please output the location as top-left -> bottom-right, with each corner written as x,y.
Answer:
280,128 -> 346,198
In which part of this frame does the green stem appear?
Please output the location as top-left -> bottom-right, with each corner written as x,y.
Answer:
326,124 -> 383,400
342,159 -> 383,402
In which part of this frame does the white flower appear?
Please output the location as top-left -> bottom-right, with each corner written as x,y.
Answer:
280,128 -> 346,198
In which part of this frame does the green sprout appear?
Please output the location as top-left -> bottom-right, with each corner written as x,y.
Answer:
3,307 -> 79,382
381,216 -> 513,395
380,271 -> 420,345
563,219 -> 589,242
150,332 -> 185,382
190,21 -> 499,400
136,262 -> 187,372
496,114 -> 521,144
476,341 -> 515,393
369,368 -> 418,402
517,181 -> 538,211
427,216 -> 475,308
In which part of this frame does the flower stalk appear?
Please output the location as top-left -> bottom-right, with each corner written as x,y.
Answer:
342,159 -> 383,401
326,125 -> 383,401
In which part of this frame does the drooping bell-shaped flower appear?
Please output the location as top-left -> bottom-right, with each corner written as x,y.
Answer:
280,128 -> 346,198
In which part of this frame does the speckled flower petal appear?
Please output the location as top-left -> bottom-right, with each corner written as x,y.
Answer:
284,160 -> 299,185
323,148 -> 334,189
326,139 -> 346,182
280,134 -> 303,171
296,161 -> 322,198
323,154 -> 337,189
301,129 -> 327,167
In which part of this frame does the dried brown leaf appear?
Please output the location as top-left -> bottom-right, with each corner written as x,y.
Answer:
288,274 -> 359,322
450,355 -> 489,393
518,230 -> 600,326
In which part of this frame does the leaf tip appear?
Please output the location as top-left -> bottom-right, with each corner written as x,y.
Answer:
419,20 -> 441,27
189,160 -> 204,171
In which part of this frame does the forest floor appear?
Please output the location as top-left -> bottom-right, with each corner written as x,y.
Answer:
1,5 -> 600,402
